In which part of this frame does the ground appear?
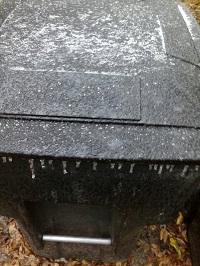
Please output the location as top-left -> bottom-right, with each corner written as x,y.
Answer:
182,0 -> 200,22
0,212 -> 192,265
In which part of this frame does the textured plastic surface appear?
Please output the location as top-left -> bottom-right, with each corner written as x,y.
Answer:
0,0 -> 200,262
0,0 -> 200,128
0,70 -> 141,121
0,157 -> 200,261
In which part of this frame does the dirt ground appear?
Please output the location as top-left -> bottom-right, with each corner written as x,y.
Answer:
182,0 -> 200,23
0,212 -> 192,266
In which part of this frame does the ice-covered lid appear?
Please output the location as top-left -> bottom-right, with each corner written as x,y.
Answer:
0,0 -> 200,127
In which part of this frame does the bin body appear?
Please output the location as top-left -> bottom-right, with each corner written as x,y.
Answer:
1,157 -> 200,261
0,0 -> 200,262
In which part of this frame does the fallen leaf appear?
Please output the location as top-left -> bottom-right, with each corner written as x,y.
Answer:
169,237 -> 181,258
176,212 -> 184,225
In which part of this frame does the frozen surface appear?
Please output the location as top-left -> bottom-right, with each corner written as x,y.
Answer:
0,0 -> 200,158
0,0 -> 167,74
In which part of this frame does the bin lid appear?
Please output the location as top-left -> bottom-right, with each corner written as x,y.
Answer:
0,0 -> 165,123
0,70 -> 141,121
0,0 -> 200,160
0,0 -> 200,127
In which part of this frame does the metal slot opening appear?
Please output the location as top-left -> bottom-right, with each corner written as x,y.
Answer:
25,202 -> 113,245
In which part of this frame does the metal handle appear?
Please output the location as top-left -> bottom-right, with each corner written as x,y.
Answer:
42,235 -> 112,245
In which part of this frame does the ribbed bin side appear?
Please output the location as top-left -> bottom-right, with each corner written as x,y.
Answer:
0,155 -> 199,260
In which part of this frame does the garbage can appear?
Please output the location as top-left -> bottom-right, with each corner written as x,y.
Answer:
0,0 -> 200,262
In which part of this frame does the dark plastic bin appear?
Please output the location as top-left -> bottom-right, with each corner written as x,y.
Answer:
0,0 -> 200,263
